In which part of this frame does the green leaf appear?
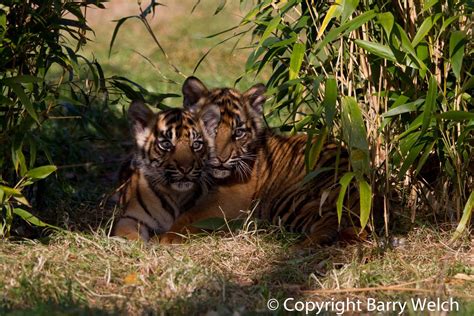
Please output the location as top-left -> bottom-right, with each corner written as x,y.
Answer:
398,141 -> 425,180
25,165 -> 57,181
258,16 -> 282,46
323,78 -> 337,129
358,179 -> 372,231
317,10 -> 376,50
412,14 -> 440,47
377,12 -> 394,38
318,0 -> 343,39
421,75 -> 437,134
341,97 -> 370,176
0,185 -> 23,198
337,172 -> 355,224
393,24 -> 427,70
382,99 -> 424,118
354,39 -> 396,62
289,42 -> 305,80
8,82 -> 40,124
13,208 -> 59,229
449,31 -> 466,81
2,75 -> 43,84
438,111 -> 474,121
423,0 -> 438,12
450,191 -> 474,242
414,140 -> 436,176
341,0 -> 359,23
109,16 -> 138,57
306,128 -> 328,172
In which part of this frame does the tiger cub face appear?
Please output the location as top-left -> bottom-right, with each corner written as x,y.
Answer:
181,77 -> 266,181
129,100 -> 218,192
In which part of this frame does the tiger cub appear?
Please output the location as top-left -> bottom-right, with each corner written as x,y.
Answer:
160,77 -> 357,246
113,100 -> 219,241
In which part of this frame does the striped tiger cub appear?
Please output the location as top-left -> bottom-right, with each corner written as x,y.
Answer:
160,77 -> 358,246
113,100 -> 219,241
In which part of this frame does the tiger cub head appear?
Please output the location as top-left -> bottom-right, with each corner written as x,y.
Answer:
129,100 -> 218,192
181,77 -> 266,181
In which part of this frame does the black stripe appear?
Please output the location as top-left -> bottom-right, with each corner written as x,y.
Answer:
142,174 -> 176,220
159,195 -> 177,220
136,187 -> 156,221
122,215 -> 153,231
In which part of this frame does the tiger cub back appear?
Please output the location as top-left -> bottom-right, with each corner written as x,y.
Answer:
113,100 -> 219,241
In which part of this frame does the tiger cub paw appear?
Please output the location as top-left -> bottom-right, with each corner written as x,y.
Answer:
159,232 -> 187,245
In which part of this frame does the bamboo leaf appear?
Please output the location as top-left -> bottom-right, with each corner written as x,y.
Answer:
8,82 -> 40,124
337,172 -> 355,224
377,12 -> 394,38
109,16 -> 138,57
450,191 -> 474,242
13,208 -> 59,229
449,31 -> 466,81
354,39 -> 397,61
412,14 -> 441,47
382,99 -> 424,118
438,111 -> 474,121
341,97 -> 370,176
259,16 -> 281,46
323,77 -> 337,129
317,10 -> 376,50
421,75 -> 437,134
341,0 -> 359,23
358,179 -> 372,231
317,0 -> 343,39
289,42 -> 305,80
398,141 -> 425,180
307,128 -> 328,171
25,165 -> 57,181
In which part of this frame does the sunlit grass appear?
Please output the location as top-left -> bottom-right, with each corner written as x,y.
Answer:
0,227 -> 472,314
80,0 -> 266,105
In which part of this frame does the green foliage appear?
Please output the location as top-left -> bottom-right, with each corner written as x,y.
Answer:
219,0 -> 473,233
0,0 -> 109,236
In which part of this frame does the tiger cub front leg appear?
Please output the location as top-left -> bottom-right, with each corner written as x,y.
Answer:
113,217 -> 150,241
158,211 -> 204,244
159,195 -> 243,244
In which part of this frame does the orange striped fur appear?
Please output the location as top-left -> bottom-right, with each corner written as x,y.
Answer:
160,77 -> 358,245
113,100 -> 218,241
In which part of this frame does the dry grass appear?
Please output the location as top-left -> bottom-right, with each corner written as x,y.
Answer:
0,226 -> 472,314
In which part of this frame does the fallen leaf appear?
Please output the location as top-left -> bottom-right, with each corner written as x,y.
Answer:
124,272 -> 138,285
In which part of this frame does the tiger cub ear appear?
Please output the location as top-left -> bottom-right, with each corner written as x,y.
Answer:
128,100 -> 154,147
199,104 -> 220,138
244,83 -> 266,114
182,76 -> 208,113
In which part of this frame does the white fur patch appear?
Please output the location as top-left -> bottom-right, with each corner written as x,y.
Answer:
171,181 -> 194,192
135,127 -> 151,148
212,169 -> 231,179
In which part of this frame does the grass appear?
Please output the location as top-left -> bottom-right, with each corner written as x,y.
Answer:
1,0 -> 473,314
0,226 -> 472,314
82,0 -> 266,104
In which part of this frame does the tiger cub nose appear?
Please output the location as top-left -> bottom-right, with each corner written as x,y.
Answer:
176,164 -> 193,174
